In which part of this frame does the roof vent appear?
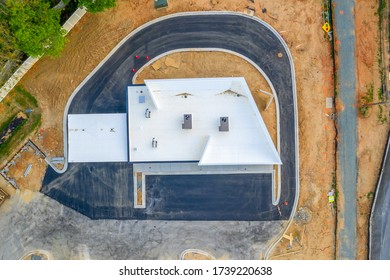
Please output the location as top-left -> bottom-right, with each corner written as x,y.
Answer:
182,114 -> 192,129
152,138 -> 158,148
145,108 -> 151,118
139,96 -> 145,103
219,117 -> 229,132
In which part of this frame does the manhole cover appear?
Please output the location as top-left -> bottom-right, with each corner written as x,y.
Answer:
21,250 -> 52,260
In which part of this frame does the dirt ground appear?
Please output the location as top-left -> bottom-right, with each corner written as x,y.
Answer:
0,0 -> 386,260
182,252 -> 214,260
6,146 -> 46,192
258,0 -> 336,259
354,0 -> 390,259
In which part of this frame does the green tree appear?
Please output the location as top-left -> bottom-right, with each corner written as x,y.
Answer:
6,0 -> 66,57
78,0 -> 116,13
0,18 -> 19,62
0,2 -> 18,62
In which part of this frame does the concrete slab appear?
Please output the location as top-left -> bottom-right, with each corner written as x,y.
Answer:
0,192 -> 284,259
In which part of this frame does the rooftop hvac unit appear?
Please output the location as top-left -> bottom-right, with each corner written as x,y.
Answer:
182,114 -> 192,129
219,117 -> 229,132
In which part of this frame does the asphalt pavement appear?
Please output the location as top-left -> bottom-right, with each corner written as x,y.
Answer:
370,132 -> 390,259
42,13 -> 297,221
42,165 -> 277,220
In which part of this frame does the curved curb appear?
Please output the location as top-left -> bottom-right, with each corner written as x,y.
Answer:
245,17 -> 299,260
50,11 -> 299,257
133,48 -> 282,206
369,131 -> 390,259
20,249 -> 53,260
179,249 -> 216,260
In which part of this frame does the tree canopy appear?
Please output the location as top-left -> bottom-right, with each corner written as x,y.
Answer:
0,0 -> 117,61
0,14 -> 18,62
5,0 -> 66,57
78,0 -> 116,13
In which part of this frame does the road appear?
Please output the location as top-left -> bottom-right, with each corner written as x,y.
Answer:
42,12 -> 298,221
333,0 -> 358,259
370,132 -> 390,259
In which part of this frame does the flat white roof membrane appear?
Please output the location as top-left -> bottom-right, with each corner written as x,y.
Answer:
68,113 -> 128,163
128,78 -> 281,166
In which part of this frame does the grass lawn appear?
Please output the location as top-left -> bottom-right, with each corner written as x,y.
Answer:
0,86 -> 41,163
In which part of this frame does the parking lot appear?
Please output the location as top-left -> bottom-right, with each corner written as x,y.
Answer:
42,162 -> 279,221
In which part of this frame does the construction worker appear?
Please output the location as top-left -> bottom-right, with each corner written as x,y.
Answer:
328,190 -> 335,203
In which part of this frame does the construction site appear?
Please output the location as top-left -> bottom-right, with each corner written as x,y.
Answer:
0,0 -> 389,260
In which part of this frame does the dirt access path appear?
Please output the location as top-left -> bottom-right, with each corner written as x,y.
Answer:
0,0 -> 365,259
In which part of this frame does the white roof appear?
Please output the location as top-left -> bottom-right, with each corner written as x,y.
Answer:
128,78 -> 281,165
68,113 -> 128,163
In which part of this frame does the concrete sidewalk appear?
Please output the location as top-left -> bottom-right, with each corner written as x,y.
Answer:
333,0 -> 358,259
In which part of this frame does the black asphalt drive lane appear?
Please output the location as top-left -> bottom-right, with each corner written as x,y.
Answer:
42,165 -> 278,220
145,174 -> 277,221
42,163 -> 134,219
41,13 -> 296,220
370,133 -> 390,259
